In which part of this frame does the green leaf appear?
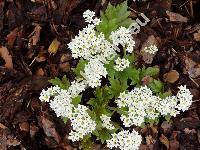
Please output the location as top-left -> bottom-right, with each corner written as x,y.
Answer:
49,75 -> 70,89
96,1 -> 134,39
80,135 -> 94,150
94,129 -> 112,143
104,59 -> 116,78
72,95 -> 82,106
72,58 -> 88,78
141,66 -> 160,77
62,117 -> 68,123
124,53 -> 135,64
149,79 -> 164,94
158,91 -> 172,99
108,77 -> 124,98
164,114 -> 171,122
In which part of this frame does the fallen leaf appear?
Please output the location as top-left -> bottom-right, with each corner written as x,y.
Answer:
59,62 -> 70,73
146,135 -> 155,145
6,27 -> 18,48
6,138 -> 20,147
151,126 -> 158,134
184,128 -> 196,134
193,30 -> 200,41
35,68 -> 45,76
184,55 -> 200,78
28,24 -> 42,46
30,123 -> 39,138
141,76 -> 153,86
169,131 -> 179,150
197,130 -> 200,144
0,46 -> 13,69
48,38 -> 60,54
60,53 -> 71,63
159,134 -> 169,149
163,70 -> 179,83
169,139 -> 179,150
0,123 -> 7,129
161,121 -> 172,133
40,116 -> 61,144
166,11 -> 188,22
141,35 -> 158,64
19,122 -> 29,132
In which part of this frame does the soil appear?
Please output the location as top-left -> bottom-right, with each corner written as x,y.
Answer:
0,0 -> 200,150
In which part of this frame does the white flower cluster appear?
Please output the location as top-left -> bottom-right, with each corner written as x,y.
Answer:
49,89 -> 73,118
100,114 -> 115,130
117,86 -> 160,127
176,85 -> 193,111
106,130 -> 142,150
40,10 -> 137,144
68,79 -> 87,98
82,59 -> 107,88
69,105 -> 96,142
110,27 -> 135,53
39,80 -> 97,141
114,57 -> 130,71
68,10 -> 136,88
143,45 -> 158,54
83,10 -> 101,25
116,85 -> 193,127
39,85 -> 61,102
68,11 -> 116,63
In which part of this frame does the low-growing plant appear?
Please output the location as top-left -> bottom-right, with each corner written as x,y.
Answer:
39,1 -> 193,150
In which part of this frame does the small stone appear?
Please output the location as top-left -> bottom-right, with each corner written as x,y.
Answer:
163,70 -> 179,83
19,122 -> 29,132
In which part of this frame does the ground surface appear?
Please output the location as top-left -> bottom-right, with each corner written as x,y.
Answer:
0,0 -> 200,149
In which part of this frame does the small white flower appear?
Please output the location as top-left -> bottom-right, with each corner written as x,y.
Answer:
116,86 -> 161,127
114,57 -> 130,71
157,96 -> 179,117
49,90 -> 73,118
176,85 -> 193,112
39,85 -> 61,102
100,114 -> 115,130
83,59 -> 107,88
68,105 -> 96,142
110,27 -> 135,53
68,79 -> 87,98
106,130 -> 142,150
143,45 -> 158,54
83,10 -> 95,23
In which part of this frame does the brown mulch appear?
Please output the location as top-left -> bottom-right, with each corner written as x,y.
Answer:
0,0 -> 200,149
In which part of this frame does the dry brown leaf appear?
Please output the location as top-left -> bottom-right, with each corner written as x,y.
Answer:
193,30 -> 200,41
59,62 -> 70,73
166,11 -> 188,22
6,27 -> 18,48
146,135 -> 155,145
161,121 -> 172,133
197,130 -> 200,144
169,139 -> 179,150
30,123 -> 39,138
163,70 -> 179,83
159,134 -> 169,149
28,24 -> 42,46
184,55 -> 200,78
40,116 -> 61,144
0,123 -> 7,129
35,68 -> 45,76
0,46 -> 13,69
141,76 -> 153,86
141,35 -> 158,64
19,122 -> 29,132
48,38 -> 60,54
184,128 -> 196,134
